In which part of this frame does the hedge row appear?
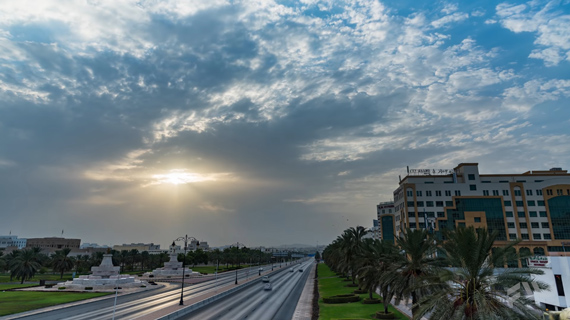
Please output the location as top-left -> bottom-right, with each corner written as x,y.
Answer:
323,294 -> 361,304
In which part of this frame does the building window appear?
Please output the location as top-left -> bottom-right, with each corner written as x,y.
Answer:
474,217 -> 481,223
555,275 -> 566,296
557,189 -> 563,196
533,233 -> 541,240
507,222 -> 515,228
503,190 -> 509,196
506,211 -> 513,217
426,191 -> 432,196
426,212 -> 435,218
417,190 -> 422,197
437,212 -> 445,218
537,201 -> 545,206
445,190 -> 451,196
407,201 -> 414,207
436,201 -> 444,207
547,189 -> 553,196
537,190 -> 543,196
520,223 -> 528,229
515,189 -> 522,196
435,190 -> 442,196
518,212 -> 526,218
504,200 -> 512,206
526,190 -> 533,196
417,201 -> 424,207
531,222 -> 539,228
542,222 -> 549,229
509,233 -> 517,239
455,190 -> 461,196
407,190 -> 413,197
426,201 -> 434,207
468,174 -> 475,180
470,185 -> 477,191
516,201 -> 524,207
458,222 -> 466,228
544,234 -> 552,240
446,201 -> 453,206
529,211 -> 537,217
539,211 -> 547,217
483,190 -> 489,196
493,190 -> 499,196
527,200 -> 536,206
521,233 -> 529,240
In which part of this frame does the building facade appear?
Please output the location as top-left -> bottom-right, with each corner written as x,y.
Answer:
26,237 -> 80,250
377,201 -> 395,242
113,243 -> 162,254
385,163 -> 570,310
0,235 -> 26,249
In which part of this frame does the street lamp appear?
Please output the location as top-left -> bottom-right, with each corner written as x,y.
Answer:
174,235 -> 199,306
232,242 -> 246,285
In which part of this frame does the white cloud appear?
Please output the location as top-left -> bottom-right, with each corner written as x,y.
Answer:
496,1 -> 570,66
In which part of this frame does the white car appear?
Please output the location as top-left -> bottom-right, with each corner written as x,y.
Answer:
264,283 -> 272,291
262,276 -> 270,283
290,268 -> 295,272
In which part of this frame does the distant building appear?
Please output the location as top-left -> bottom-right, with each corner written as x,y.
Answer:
0,235 -> 26,249
376,201 -> 395,242
80,243 -> 110,249
26,237 -> 80,251
113,243 -> 162,254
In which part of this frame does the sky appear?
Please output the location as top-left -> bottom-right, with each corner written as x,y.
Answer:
1,0 -> 570,249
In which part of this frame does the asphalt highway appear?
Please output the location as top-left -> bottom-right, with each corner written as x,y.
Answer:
5,263 -> 281,320
181,259 -> 314,320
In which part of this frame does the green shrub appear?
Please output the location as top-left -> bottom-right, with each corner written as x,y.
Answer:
362,298 -> 381,304
58,287 -> 66,290
375,311 -> 397,319
140,285 -> 146,288
323,294 -> 361,304
45,284 -> 53,288
345,283 -> 358,287
353,289 -> 367,294
84,287 -> 93,290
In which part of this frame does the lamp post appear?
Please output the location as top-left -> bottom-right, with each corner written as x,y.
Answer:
232,242 -> 246,285
174,235 -> 198,305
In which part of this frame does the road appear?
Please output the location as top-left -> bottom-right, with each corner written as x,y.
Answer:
181,259 -> 314,320
6,263 -> 284,320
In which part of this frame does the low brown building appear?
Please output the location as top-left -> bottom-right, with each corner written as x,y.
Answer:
26,237 -> 81,251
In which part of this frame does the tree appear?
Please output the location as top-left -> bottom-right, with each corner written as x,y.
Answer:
141,251 -> 150,271
52,248 -> 75,279
380,228 -> 443,318
340,226 -> 368,284
415,227 -> 548,320
314,250 -> 321,261
10,248 -> 41,284
356,239 -> 398,313
129,249 -> 139,271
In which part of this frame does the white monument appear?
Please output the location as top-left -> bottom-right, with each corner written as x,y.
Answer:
144,242 -> 201,278
58,253 -> 147,289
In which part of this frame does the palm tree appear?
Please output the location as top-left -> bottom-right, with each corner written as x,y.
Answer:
380,228 -> 443,317
10,248 -> 41,284
340,226 -> 368,284
141,251 -> 150,271
415,227 -> 548,320
52,248 -> 75,279
129,249 -> 139,271
356,238 -> 399,314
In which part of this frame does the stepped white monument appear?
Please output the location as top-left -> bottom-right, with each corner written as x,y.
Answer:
58,253 -> 147,289
144,242 -> 202,278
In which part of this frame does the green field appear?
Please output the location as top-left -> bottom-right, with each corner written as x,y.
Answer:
317,264 -> 408,320
0,273 -> 79,283
0,283 -> 38,291
0,291 -> 112,316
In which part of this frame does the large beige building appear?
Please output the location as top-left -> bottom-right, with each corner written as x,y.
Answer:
26,237 -> 81,250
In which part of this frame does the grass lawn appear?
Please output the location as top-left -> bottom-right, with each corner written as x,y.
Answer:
317,264 -> 409,320
0,291 -> 112,316
0,274 -> 78,283
0,283 -> 38,291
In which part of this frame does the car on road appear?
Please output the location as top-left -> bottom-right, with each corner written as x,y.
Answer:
264,283 -> 272,291
262,276 -> 270,283
298,268 -> 303,272
290,268 -> 295,272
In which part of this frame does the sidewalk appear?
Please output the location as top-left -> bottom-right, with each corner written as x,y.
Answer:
291,261 -> 316,320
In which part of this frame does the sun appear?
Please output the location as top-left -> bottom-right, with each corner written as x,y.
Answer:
152,169 -> 214,185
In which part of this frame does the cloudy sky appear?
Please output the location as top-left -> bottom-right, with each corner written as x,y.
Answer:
1,0 -> 570,248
